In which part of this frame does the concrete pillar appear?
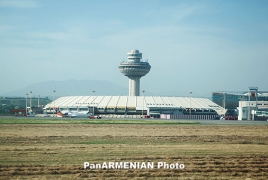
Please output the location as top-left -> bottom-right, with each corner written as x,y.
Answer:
129,77 -> 140,96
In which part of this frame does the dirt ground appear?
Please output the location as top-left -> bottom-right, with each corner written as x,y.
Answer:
0,124 -> 268,179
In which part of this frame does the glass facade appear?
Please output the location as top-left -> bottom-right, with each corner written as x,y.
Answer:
212,91 -> 268,109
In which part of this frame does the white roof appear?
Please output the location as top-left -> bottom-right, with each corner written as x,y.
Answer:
45,96 -> 223,111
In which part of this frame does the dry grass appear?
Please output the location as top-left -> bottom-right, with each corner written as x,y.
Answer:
0,123 -> 268,179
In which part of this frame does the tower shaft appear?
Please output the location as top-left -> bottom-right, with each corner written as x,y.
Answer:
129,77 -> 140,96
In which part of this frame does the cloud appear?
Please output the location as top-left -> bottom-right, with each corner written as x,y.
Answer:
28,31 -> 72,41
0,24 -> 15,34
145,3 -> 206,25
0,0 -> 39,8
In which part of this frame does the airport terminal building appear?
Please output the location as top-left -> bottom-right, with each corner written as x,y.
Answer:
44,96 -> 224,119
213,91 -> 268,109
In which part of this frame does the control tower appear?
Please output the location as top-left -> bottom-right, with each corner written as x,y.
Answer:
119,50 -> 151,96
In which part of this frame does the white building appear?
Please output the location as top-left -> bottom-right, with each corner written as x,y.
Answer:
44,96 -> 224,118
238,101 -> 268,120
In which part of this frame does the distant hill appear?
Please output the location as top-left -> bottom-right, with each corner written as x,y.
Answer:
1,80 -> 128,98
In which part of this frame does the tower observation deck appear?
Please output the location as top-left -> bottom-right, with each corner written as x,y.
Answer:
118,50 -> 151,96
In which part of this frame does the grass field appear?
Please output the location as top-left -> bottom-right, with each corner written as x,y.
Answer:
0,117 -> 268,179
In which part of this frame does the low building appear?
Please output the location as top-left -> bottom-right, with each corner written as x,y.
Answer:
238,101 -> 268,121
44,96 -> 224,119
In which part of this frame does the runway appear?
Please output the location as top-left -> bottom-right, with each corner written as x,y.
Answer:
171,119 -> 268,125
100,117 -> 268,125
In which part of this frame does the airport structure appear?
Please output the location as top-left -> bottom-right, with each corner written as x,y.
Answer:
44,95 -> 224,119
118,50 -> 151,96
44,50 -> 267,121
238,100 -> 268,121
44,49 -> 225,119
213,87 -> 268,121
213,90 -> 268,109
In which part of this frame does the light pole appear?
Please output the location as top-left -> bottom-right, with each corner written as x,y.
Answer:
53,90 -> 56,117
142,90 -> 145,118
189,92 -> 192,115
30,91 -> 32,108
92,91 -> 95,116
38,95 -> 40,107
223,93 -> 226,117
26,93 -> 28,116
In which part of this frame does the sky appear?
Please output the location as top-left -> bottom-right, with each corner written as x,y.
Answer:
0,0 -> 268,97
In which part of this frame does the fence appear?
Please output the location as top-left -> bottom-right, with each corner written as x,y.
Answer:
161,114 -> 218,120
